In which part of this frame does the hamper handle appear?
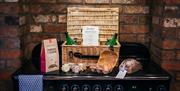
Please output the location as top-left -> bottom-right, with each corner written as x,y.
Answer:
73,52 -> 99,59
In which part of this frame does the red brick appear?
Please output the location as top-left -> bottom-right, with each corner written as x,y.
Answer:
151,54 -> 161,64
152,0 -> 164,5
120,15 -> 139,24
0,3 -> 19,14
4,0 -> 18,2
30,25 -> 42,32
0,60 -> 6,69
22,34 -> 59,46
178,29 -> 180,39
6,59 -> 21,70
177,51 -> 180,60
30,4 -> 67,14
135,0 -> 149,4
151,25 -> 163,37
30,5 -> 44,14
120,25 -> 148,33
175,72 -> 180,81
137,34 -> 149,43
112,0 -> 136,4
139,15 -> 150,24
161,50 -> 176,60
0,26 -> 19,37
0,71 -> 12,80
164,6 -> 179,17
22,34 -> 43,44
30,0 -> 56,3
119,34 -> 137,42
60,33 -> 66,41
0,38 -> 20,49
152,16 -> 160,25
161,62 -> 180,71
173,82 -> 180,91
85,0 -> 109,4
163,18 -> 178,28
162,39 -> 177,49
0,16 -> 5,25
58,15 -> 67,23
5,38 -> 20,49
150,44 -> 162,58
123,6 -> 149,14
165,0 -> 180,5
42,34 -> 59,40
0,49 -> 21,59
0,38 -> 5,48
152,6 -> 163,15
151,35 -> 163,48
57,0 -> 83,4
21,5 -> 29,13
162,29 -> 177,39
24,43 -> 38,59
34,15 -> 57,23
176,41 -> 180,49
44,24 -> 66,33
19,16 -> 26,25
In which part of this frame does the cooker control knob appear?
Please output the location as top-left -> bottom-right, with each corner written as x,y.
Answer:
149,87 -> 153,91
93,84 -> 102,91
105,85 -> 112,91
60,84 -> 68,91
82,85 -> 91,91
71,85 -> 80,91
157,85 -> 167,91
46,85 -> 55,91
62,87 -> 67,91
115,85 -> 124,91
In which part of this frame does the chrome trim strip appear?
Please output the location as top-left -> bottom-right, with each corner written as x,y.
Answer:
44,76 -> 170,80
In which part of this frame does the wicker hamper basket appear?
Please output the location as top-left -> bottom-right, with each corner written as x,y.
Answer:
62,7 -> 120,65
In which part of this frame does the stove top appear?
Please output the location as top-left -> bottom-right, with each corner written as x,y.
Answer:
13,42 -> 171,91
13,60 -> 170,81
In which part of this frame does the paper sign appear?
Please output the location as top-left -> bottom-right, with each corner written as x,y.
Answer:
116,65 -> 127,79
115,70 -> 127,79
82,26 -> 99,46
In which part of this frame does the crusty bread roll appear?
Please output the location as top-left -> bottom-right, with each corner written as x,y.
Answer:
90,50 -> 118,74
119,58 -> 142,74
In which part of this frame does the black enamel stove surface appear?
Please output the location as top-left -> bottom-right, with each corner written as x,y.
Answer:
13,42 -> 171,91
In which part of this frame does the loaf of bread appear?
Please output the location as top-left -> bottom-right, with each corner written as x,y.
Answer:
119,58 -> 142,74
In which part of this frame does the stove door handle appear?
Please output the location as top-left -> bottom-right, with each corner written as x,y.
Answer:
73,52 -> 99,59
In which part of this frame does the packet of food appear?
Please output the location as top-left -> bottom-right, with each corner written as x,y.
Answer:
40,38 -> 59,73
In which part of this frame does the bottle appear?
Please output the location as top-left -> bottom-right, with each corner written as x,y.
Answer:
105,33 -> 117,47
65,32 -> 76,45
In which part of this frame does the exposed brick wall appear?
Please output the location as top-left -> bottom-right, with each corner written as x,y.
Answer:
20,0 -> 150,59
0,0 -> 21,74
1,0 -> 179,91
0,0 -> 21,91
150,0 -> 180,91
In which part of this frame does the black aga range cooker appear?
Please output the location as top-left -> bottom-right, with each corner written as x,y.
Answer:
13,42 -> 171,91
